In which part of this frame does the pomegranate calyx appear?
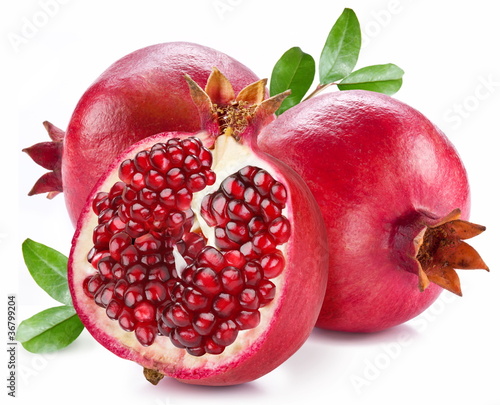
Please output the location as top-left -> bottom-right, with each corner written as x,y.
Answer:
415,209 -> 488,296
23,121 -> 64,198
143,368 -> 164,385
185,68 -> 289,141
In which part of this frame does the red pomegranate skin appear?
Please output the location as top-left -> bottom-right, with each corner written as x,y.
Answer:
258,90 -> 471,332
62,42 -> 261,225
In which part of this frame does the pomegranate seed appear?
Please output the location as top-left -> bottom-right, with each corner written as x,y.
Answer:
186,173 -> 207,192
133,301 -> 156,323
212,320 -> 238,347
209,193 -> 229,225
98,208 -> 114,224
130,202 -> 151,223
176,187 -> 193,210
270,182 -> 287,207
184,233 -> 206,258
212,293 -> 239,318
261,199 -> 281,223
181,138 -> 201,155
134,233 -> 161,253
196,247 -> 226,271
124,284 -> 144,307
199,147 -> 212,168
252,232 -> 276,254
204,170 -> 216,186
268,216 -> 291,244
204,338 -> 224,355
193,312 -> 216,336
120,245 -> 139,266
239,288 -> 260,310
134,150 -> 152,172
106,216 -> 126,233
187,347 -> 206,357
238,166 -> 259,183
224,250 -> 246,268
192,267 -> 222,296
242,262 -> 263,286
148,264 -> 170,282
221,175 -> 246,199
170,302 -> 191,327
225,221 -> 250,244
130,172 -> 146,191
138,188 -> 157,206
257,280 -> 276,305
118,308 -> 137,332
175,326 -> 203,348
166,211 -> 186,229
118,159 -> 136,183
166,144 -> 185,166
135,323 -> 156,346
261,252 -> 286,278
182,287 -> 210,311
145,170 -> 167,191
253,170 -> 274,196
144,281 -> 167,302
93,224 -> 111,247
158,188 -> 176,208
125,220 -> 147,238
184,155 -> 202,173
235,310 -> 260,330
240,241 -> 260,259
243,186 -> 262,207
86,274 -> 103,295
170,281 -> 185,301
106,299 -> 123,320
109,232 -> 132,261
215,227 -> 240,250
248,217 -> 266,236
111,263 -> 124,279
227,200 -> 254,222
149,148 -> 171,172
166,167 -> 185,190
97,256 -> 114,279
220,266 -> 245,294
114,279 -> 128,299
126,264 -> 147,283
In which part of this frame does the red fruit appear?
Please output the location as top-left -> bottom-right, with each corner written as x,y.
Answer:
68,71 -> 328,386
23,42 -> 264,226
259,90 -> 488,332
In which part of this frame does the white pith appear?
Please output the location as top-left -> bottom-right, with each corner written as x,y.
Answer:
71,133 -> 290,375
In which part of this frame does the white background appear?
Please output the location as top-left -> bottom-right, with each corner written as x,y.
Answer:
2,0 -> 500,404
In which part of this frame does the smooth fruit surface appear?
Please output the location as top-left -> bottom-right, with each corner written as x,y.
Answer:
259,90 -> 485,332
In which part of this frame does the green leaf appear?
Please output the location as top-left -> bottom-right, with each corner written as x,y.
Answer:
338,63 -> 405,95
319,8 -> 361,84
270,47 -> 315,115
16,306 -> 84,353
22,239 -> 71,306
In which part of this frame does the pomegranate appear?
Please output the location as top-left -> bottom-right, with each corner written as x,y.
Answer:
258,90 -> 488,332
23,42 -> 263,226
68,71 -> 328,385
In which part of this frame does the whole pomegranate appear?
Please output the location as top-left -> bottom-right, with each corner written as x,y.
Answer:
68,71 -> 328,385
259,90 -> 488,332
24,42 -> 263,226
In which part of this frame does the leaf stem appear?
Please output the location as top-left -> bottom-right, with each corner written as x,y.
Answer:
303,82 -> 336,101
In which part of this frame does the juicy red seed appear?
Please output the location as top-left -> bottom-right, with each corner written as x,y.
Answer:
187,347 -> 206,357
106,216 -> 127,233
138,188 -> 157,206
252,232 -> 276,254
134,233 -> 161,253
118,159 -> 136,183
204,170 -> 216,186
236,310 -> 261,330
270,182 -> 287,207
192,267 -> 222,296
182,287 -> 210,311
134,150 -> 152,172
126,264 -> 147,283
106,300 -> 123,320
148,264 -> 170,282
212,320 -> 238,347
220,266 -> 245,294
112,263 -> 125,279
253,170 -> 274,196
240,241 -> 260,259
166,168 -> 185,190
224,250 -> 246,268
150,148 -> 171,172
130,202 -> 151,223
159,188 -> 176,208
125,220 -> 147,238
86,274 -> 104,295
199,148 -> 213,167
98,208 -> 114,224
109,232 -> 132,261
227,200 -> 254,222
144,281 -> 167,302
242,262 -> 263,286
248,217 -> 266,236
145,170 -> 167,191
124,285 -> 144,307
261,252 -> 286,279
268,216 -> 291,244
239,288 -> 260,310
186,173 -> 206,192
114,279 -> 128,299
120,245 -> 139,266
170,282 -> 185,301
92,193 -> 109,215
238,166 -> 259,183
258,280 -> 276,305
196,247 -> 226,271
118,309 -> 137,332
117,205 -> 130,223
221,176 -> 246,200
184,233 -> 206,258
93,224 -> 111,246
225,221 -> 250,244
181,138 -> 201,155
166,145 -> 185,166
213,293 -> 239,318
161,305 -> 176,328
170,302 -> 191,327
166,211 -> 186,229
109,181 -> 126,199
121,187 -> 137,204
193,312 -> 216,336
130,172 -> 146,191
176,188 -> 193,211
181,266 -> 195,284
205,338 -> 224,355
97,256 -> 114,279
243,187 -> 262,208
209,193 -> 229,225
215,227 -> 240,250
135,323 -> 156,346
133,301 -> 156,323
261,199 -> 281,223
184,155 -> 202,173
175,326 -> 202,348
